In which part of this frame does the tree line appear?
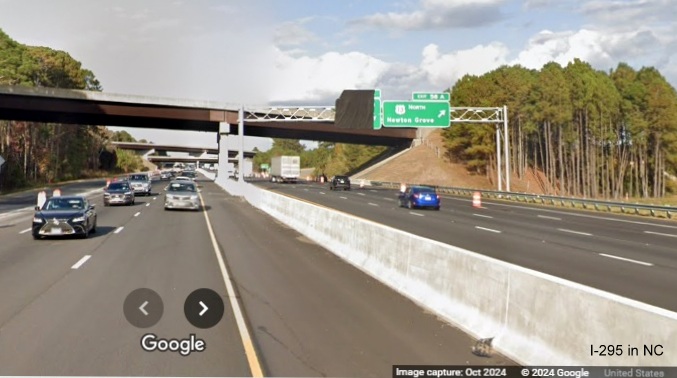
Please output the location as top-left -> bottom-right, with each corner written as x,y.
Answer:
0,29 -> 143,192
253,139 -> 387,177
445,59 -> 677,198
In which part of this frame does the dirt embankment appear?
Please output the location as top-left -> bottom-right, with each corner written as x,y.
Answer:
356,130 -> 548,194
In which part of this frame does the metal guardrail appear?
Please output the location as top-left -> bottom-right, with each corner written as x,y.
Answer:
366,180 -> 676,219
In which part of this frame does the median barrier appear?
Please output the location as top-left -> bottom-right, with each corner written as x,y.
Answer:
214,180 -> 677,366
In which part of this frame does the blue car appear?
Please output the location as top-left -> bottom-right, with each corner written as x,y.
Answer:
398,186 -> 441,210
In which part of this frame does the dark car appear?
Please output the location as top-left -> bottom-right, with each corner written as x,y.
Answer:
398,186 -> 441,210
180,170 -> 197,180
103,181 -> 135,206
329,175 -> 351,191
32,196 -> 97,239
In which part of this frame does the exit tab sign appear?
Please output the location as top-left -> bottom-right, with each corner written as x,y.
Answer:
412,92 -> 450,101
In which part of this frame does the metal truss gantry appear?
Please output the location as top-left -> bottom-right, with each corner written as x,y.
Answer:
233,105 -> 510,192
243,107 -> 335,122
450,106 -> 510,192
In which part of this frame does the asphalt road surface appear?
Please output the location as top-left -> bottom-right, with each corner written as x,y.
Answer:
0,178 -> 107,215
0,176 -> 514,376
255,180 -> 677,312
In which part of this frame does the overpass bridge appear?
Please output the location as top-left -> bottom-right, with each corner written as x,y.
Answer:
111,141 -> 255,167
0,85 -> 417,181
110,141 -> 218,157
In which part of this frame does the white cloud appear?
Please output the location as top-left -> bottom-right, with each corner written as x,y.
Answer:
512,27 -> 676,78
352,0 -> 505,31
269,48 -> 391,103
421,42 -> 510,86
580,0 -> 677,31
268,41 -> 513,104
274,19 -> 318,47
523,0 -> 556,9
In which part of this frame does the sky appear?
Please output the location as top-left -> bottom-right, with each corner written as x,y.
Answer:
0,0 -> 676,151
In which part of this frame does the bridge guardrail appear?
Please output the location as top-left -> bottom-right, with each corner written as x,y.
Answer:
367,180 -> 675,219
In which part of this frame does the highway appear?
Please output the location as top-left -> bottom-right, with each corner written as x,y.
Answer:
0,179 -> 106,215
0,175 -> 514,376
255,180 -> 677,312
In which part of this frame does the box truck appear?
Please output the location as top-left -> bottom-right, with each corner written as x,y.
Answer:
270,156 -> 300,183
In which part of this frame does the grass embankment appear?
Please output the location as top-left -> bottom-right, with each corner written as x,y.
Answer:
0,170 -> 124,196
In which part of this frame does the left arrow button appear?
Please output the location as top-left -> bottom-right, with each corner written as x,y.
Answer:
124,288 -> 163,328
139,301 -> 149,316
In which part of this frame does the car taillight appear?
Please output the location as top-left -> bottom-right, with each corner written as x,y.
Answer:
413,194 -> 419,199
437,195 -> 440,200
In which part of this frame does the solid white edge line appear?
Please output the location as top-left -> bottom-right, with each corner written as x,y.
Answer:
475,226 -> 501,233
114,226 -> 124,234
557,228 -> 592,236
473,213 -> 493,219
71,255 -> 92,269
599,253 -> 653,267
19,228 -> 32,234
538,215 -> 562,221
368,203 -> 378,206
644,231 -> 677,238
134,212 -> 141,217
409,212 -> 424,217
198,192 -> 264,377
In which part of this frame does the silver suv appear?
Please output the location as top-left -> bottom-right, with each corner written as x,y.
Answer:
128,173 -> 152,196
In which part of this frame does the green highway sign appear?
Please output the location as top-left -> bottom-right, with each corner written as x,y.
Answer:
382,101 -> 450,127
373,89 -> 381,129
412,92 -> 450,101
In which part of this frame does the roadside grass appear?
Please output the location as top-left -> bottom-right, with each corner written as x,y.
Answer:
0,170 -> 120,196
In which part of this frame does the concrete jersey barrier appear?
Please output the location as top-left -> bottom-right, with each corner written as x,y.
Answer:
215,180 -> 677,366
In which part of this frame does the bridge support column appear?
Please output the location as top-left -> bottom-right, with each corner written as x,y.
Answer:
216,122 -> 231,185
238,106 -> 244,182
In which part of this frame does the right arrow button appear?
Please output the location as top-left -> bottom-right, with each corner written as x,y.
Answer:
199,301 -> 208,316
184,288 -> 224,328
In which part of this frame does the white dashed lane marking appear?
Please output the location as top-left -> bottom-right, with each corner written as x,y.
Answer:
475,226 -> 501,233
71,255 -> 92,269
644,231 -> 677,238
599,253 -> 653,267
557,228 -> 592,236
473,214 -> 493,219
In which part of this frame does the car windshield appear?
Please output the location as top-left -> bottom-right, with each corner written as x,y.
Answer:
43,198 -> 85,210
168,183 -> 196,192
129,175 -> 147,181
413,187 -> 436,195
108,183 -> 129,190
